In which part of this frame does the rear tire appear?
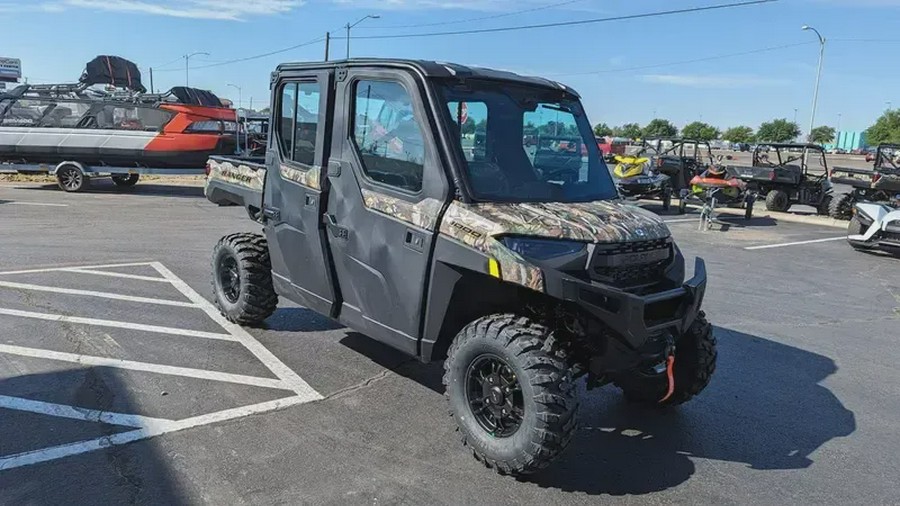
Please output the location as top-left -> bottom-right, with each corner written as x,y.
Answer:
443,314 -> 578,476
661,188 -> 672,212
765,189 -> 790,212
615,312 -> 716,407
111,174 -> 140,187
212,233 -> 278,325
829,192 -> 854,220
817,194 -> 833,216
847,216 -> 870,251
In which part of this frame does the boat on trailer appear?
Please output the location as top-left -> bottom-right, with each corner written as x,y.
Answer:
0,56 -> 238,190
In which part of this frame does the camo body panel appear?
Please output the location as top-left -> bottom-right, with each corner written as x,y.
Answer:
206,158 -> 265,191
280,163 -> 321,190
360,189 -> 443,231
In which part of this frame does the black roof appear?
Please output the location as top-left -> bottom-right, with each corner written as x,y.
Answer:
275,58 -> 579,97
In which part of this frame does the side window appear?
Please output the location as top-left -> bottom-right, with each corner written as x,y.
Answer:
276,81 -> 320,167
446,101 -> 488,162
353,80 -> 425,192
278,83 -> 296,158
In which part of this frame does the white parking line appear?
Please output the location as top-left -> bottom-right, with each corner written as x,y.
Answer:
744,236 -> 846,250
0,280 -> 196,307
2,201 -> 69,207
152,262 -> 323,401
0,343 -> 291,390
0,307 -> 236,341
0,395 -> 172,429
59,268 -> 169,283
0,396 -> 307,471
0,262 -> 156,276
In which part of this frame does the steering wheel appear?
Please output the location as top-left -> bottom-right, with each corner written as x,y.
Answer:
467,161 -> 510,195
545,167 -> 579,184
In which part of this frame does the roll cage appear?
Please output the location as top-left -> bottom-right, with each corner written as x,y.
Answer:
752,143 -> 828,175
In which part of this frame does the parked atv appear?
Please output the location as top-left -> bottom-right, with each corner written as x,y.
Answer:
654,138 -> 716,193
847,197 -> 900,256
728,143 -> 833,214
680,164 -> 755,229
612,142 -> 675,211
830,144 -> 900,219
205,59 -> 716,476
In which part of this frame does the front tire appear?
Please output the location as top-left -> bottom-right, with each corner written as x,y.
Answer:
765,189 -> 790,212
212,233 -> 278,325
616,312 -> 716,406
443,314 -> 578,475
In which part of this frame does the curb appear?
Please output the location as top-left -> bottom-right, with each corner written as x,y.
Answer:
637,199 -> 849,229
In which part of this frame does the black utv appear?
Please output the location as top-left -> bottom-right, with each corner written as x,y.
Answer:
829,144 -> 900,219
728,143 -> 833,213
205,59 -> 715,476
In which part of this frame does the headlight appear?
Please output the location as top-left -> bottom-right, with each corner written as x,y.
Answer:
499,237 -> 586,260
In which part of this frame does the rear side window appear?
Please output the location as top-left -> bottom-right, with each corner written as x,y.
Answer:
276,81 -> 320,167
0,98 -> 51,127
353,80 -> 425,192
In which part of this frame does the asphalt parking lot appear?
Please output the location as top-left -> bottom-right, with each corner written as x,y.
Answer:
0,180 -> 898,505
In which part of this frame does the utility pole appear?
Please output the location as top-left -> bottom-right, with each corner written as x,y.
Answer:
793,108 -> 798,124
345,14 -> 380,59
228,83 -> 242,110
149,67 -> 154,94
325,32 -> 330,62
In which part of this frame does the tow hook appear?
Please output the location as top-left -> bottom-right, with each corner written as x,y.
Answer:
658,343 -> 676,403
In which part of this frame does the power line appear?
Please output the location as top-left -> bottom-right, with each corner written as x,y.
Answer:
550,41 -> 815,77
360,0 -> 590,29
337,0 -> 778,40
151,35 -> 326,73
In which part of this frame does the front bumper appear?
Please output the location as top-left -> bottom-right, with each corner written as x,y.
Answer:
544,258 -> 707,350
616,176 -> 668,197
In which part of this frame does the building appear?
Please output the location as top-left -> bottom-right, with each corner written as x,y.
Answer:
832,130 -> 868,151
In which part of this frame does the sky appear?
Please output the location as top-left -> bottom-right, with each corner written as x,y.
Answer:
2,0 -> 899,134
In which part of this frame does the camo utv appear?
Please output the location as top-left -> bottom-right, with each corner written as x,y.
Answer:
205,59 -> 715,476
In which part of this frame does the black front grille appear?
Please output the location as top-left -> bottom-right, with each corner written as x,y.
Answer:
590,238 -> 672,291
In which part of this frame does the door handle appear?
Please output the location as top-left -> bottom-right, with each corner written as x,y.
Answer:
324,214 -> 349,239
404,229 -> 425,252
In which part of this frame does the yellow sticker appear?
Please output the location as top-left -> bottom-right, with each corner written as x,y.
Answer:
488,258 -> 501,279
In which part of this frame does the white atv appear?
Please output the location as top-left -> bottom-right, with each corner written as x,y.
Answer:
847,197 -> 900,256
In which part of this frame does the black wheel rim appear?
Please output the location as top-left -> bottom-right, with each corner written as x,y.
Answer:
218,254 -> 241,304
465,354 -> 524,438
61,169 -> 81,190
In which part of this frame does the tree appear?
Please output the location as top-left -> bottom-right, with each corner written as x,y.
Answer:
258,107 -> 271,115
722,126 -> 755,144
461,118 -> 477,135
615,123 -> 643,140
756,119 -> 801,143
681,121 -> 721,141
809,125 -> 836,144
593,122 -> 613,137
642,118 -> 678,139
866,109 -> 900,145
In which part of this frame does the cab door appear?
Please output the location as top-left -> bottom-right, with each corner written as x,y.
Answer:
264,70 -> 337,317
324,70 -> 449,355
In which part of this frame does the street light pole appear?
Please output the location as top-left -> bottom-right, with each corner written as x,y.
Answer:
228,84 -> 242,110
802,25 -> 825,146
184,51 -> 210,87
345,14 -> 380,59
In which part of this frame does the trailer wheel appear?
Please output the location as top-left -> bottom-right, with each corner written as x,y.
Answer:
764,189 -> 790,212
57,165 -> 89,192
111,174 -> 140,188
212,233 -> 278,326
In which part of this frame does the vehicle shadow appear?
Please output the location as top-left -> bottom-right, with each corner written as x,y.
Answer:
527,326 -> 856,495
263,307 -> 345,332
338,332 -> 445,393
16,181 -> 205,199
0,367 -> 190,505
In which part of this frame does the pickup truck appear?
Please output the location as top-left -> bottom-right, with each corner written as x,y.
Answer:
204,59 -> 715,476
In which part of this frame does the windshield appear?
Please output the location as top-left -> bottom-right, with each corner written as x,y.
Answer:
438,81 -> 617,203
